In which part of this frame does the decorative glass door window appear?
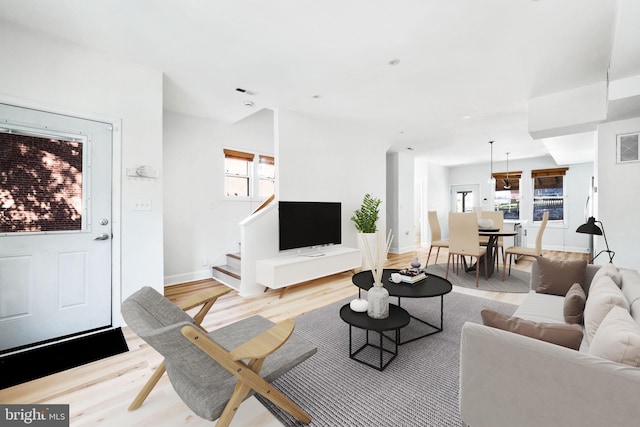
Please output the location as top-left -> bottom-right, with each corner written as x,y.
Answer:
1,130 -> 85,233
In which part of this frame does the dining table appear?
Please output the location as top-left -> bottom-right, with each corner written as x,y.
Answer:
466,228 -> 518,278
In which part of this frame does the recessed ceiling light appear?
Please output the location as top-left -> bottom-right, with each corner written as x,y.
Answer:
243,100 -> 255,107
407,147 -> 414,151
312,95 -> 322,99
462,114 -> 472,120
388,59 -> 400,66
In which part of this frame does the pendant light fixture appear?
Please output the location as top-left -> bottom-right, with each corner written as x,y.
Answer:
503,152 -> 512,189
488,141 -> 496,185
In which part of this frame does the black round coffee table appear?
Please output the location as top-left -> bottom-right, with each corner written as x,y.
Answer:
352,269 -> 452,344
339,303 -> 409,371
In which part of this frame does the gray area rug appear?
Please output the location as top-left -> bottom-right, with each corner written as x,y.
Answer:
257,292 -> 517,426
425,262 -> 530,293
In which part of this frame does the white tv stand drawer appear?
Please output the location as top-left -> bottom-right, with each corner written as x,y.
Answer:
256,246 -> 361,289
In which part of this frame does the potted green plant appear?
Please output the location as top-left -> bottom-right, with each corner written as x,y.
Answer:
352,194 -> 382,271
351,193 -> 381,233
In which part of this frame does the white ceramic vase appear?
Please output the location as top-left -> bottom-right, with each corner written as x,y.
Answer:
367,283 -> 389,319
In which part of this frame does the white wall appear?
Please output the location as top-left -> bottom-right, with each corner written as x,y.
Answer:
163,109 -> 274,285
596,117 -> 640,269
386,152 -> 415,253
415,159 -> 450,244
445,155 -> 593,253
0,22 -> 164,325
277,110 -> 388,249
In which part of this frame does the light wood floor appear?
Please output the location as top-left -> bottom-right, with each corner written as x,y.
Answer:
0,248 -> 587,426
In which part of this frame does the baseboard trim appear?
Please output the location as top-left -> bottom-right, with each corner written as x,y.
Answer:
164,269 -> 211,286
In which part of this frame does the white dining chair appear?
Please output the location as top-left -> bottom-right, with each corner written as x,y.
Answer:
426,211 -> 449,267
447,212 -> 488,287
503,211 -> 549,280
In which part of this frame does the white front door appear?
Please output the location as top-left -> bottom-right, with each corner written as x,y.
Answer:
0,103 -> 112,352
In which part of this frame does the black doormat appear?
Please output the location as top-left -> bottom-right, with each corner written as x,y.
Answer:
0,327 -> 129,389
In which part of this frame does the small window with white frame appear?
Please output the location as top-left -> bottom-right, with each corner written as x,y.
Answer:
532,167 -> 568,223
258,155 -> 275,198
224,149 -> 254,198
224,149 -> 275,199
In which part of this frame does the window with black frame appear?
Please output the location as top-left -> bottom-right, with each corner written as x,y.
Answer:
532,167 -> 568,222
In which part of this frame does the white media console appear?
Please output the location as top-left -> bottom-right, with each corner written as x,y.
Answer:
256,246 -> 361,289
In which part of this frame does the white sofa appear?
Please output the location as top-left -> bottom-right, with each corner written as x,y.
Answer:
459,262 -> 640,427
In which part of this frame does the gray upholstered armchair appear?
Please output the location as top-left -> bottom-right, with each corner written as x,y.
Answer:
121,286 -> 317,427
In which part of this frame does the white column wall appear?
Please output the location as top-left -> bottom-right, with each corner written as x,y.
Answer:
276,110 -> 388,250
596,117 -> 640,269
386,152 -> 415,254
415,159 -> 450,244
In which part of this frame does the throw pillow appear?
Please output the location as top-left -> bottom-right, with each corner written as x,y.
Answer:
589,306 -> 640,367
590,263 -> 622,289
564,283 -> 587,324
535,257 -> 587,296
583,276 -> 630,343
481,309 -> 584,350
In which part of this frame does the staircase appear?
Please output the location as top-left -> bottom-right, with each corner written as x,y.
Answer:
212,252 -> 242,290
211,194 -> 275,294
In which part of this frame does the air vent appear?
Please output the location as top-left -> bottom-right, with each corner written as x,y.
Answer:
235,88 -> 257,96
617,132 -> 640,163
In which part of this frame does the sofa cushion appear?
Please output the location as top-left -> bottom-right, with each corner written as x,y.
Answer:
584,276 -> 630,343
620,269 -> 640,315
513,292 -> 566,324
481,309 -> 583,350
564,283 -> 587,324
589,306 -> 640,367
535,257 -> 587,296
590,263 -> 622,289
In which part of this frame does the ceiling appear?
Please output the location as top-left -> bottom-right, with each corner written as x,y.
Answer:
0,0 -> 638,166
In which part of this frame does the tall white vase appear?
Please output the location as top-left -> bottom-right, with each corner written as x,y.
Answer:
357,232 -> 377,271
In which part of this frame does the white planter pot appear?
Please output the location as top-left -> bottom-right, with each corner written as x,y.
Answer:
357,232 -> 378,271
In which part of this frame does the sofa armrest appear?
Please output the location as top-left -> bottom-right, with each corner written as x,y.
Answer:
460,322 -> 640,427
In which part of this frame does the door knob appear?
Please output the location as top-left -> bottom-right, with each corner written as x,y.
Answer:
94,233 -> 110,241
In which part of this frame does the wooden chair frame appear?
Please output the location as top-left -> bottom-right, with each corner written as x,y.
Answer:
181,320 -> 312,427
127,287 -> 231,411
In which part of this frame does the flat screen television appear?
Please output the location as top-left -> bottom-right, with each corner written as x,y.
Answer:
278,201 -> 341,251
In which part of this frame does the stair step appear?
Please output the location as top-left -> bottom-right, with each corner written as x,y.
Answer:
212,265 -> 241,280
227,253 -> 241,260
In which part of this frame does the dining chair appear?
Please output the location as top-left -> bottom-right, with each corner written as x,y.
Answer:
479,210 -> 504,271
121,286 -> 317,427
426,210 -> 449,267
502,211 -> 549,280
446,212 -> 488,287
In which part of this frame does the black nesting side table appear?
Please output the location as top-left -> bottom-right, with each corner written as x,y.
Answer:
352,269 -> 452,345
339,303 -> 410,371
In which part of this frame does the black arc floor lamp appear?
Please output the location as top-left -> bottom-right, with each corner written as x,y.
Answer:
576,217 -> 615,263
